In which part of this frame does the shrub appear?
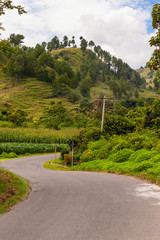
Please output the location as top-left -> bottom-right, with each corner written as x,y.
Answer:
64,154 -> 72,166
128,161 -> 154,173
133,150 -> 158,163
75,128 -> 103,151
128,149 -> 148,162
151,154 -> 160,163
80,150 -> 97,162
147,163 -> 160,176
107,148 -> 134,163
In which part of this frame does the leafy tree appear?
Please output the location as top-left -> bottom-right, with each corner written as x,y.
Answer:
0,0 -> 26,15
9,33 -> 25,47
103,115 -> 135,135
63,35 -> 68,47
71,36 -> 75,47
80,75 -> 91,98
35,52 -> 55,82
0,39 -> 12,53
7,47 -> 27,79
47,36 -> 60,51
94,45 -> 101,56
8,109 -> 27,126
40,101 -> 68,129
41,41 -> 47,50
89,40 -> 95,50
147,3 -> 160,80
32,44 -> 45,58
0,0 -> 26,31
154,76 -> 160,92
80,38 -> 88,56
134,89 -> 139,98
68,90 -> 80,103
144,100 -> 160,128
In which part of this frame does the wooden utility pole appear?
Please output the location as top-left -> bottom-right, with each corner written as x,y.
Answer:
55,143 -> 57,163
72,140 -> 74,167
101,96 -> 106,132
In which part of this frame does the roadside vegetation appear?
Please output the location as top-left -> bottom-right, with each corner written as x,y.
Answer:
1,2 -> 160,213
0,168 -> 30,214
44,129 -> 160,184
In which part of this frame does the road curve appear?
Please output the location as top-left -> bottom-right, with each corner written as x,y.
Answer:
0,155 -> 160,240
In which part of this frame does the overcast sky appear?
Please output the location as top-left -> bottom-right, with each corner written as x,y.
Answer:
0,0 -> 157,69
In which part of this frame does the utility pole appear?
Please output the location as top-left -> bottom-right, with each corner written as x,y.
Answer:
55,143 -> 56,163
101,96 -> 106,132
72,139 -> 74,167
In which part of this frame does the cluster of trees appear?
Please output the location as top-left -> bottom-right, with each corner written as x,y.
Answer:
0,93 -> 160,132
38,98 -> 160,132
0,32 -> 145,100
0,0 -> 146,101
0,107 -> 27,127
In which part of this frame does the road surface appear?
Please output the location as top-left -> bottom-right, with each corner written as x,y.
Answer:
0,154 -> 160,240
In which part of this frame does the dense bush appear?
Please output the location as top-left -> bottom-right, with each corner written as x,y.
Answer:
0,143 -> 70,155
107,149 -> 134,163
68,130 -> 160,183
64,154 -> 72,166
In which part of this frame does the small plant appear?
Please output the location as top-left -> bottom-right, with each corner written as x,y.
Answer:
64,154 -> 72,166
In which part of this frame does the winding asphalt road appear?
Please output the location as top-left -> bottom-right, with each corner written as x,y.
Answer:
0,154 -> 160,240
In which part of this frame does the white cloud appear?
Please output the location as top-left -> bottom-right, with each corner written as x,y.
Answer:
0,0 -> 155,69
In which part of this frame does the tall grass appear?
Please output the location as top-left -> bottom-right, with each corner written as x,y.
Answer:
0,127 -> 80,144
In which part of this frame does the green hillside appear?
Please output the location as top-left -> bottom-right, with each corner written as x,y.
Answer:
137,68 -> 155,88
50,48 -> 85,70
0,45 -> 160,118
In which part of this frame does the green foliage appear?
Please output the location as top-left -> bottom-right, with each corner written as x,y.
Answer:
0,168 -> 29,214
0,152 -> 18,158
144,100 -> 160,128
64,154 -> 72,166
147,3 -> 160,80
0,128 -> 72,144
107,148 -> 134,163
8,109 -> 27,127
40,101 -> 68,129
75,128 -> 103,151
103,114 -> 135,135
80,38 -> 88,55
9,33 -> 25,47
0,143 -> 69,155
43,162 -> 68,171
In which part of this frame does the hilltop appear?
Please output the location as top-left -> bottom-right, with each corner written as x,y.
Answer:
0,37 -> 160,121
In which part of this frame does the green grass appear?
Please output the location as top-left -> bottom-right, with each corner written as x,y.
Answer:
137,68 -> 155,87
51,48 -> 86,71
90,81 -> 114,100
0,168 -> 30,214
0,74 -> 79,117
43,158 -> 69,171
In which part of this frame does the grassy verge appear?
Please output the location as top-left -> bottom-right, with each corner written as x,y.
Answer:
43,158 -> 69,171
0,168 -> 30,214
